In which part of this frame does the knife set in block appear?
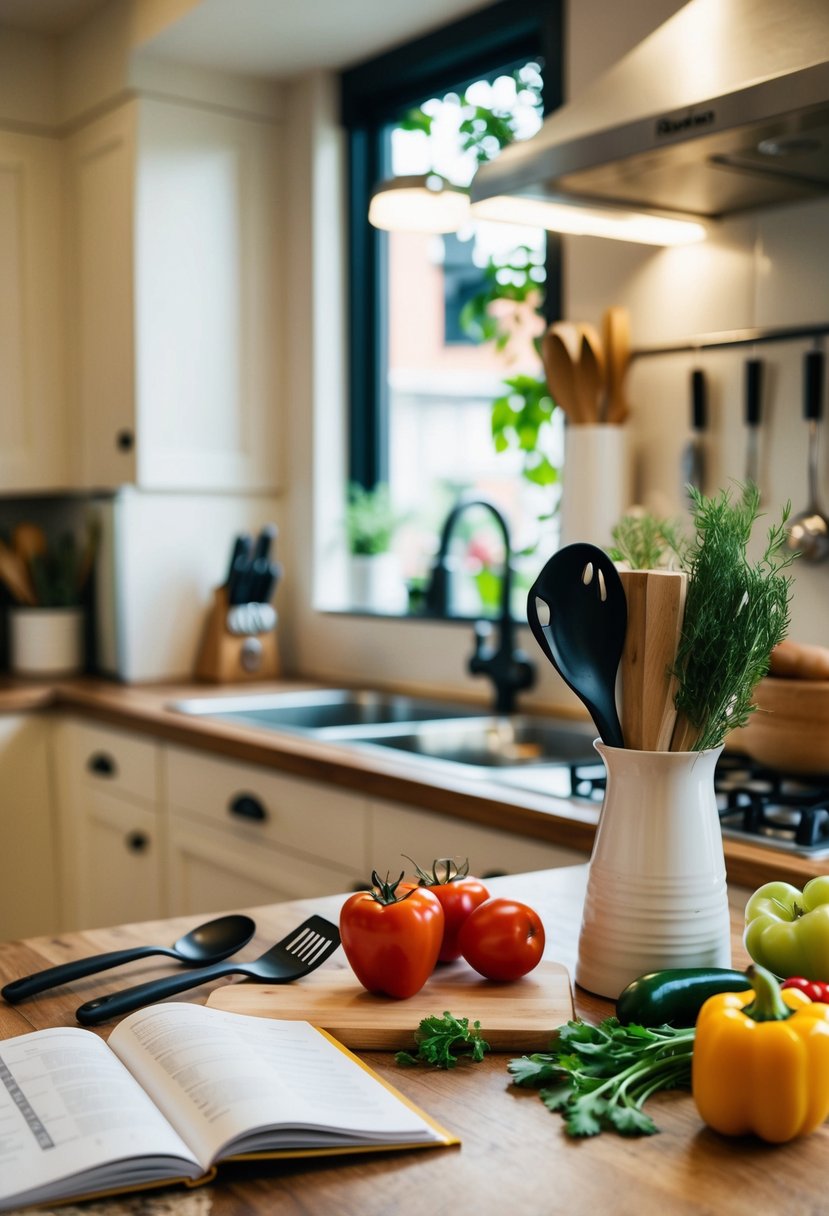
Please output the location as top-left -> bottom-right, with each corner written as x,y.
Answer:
195,527 -> 282,683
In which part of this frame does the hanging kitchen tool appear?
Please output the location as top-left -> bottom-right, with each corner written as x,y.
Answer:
618,569 -> 688,751
526,543 -> 627,748
602,306 -> 630,424
681,366 -> 707,503
541,323 -> 581,423
786,348 -> 829,561
576,323 -> 605,424
744,357 -> 764,492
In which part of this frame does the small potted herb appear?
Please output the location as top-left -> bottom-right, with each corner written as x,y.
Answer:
344,483 -> 406,613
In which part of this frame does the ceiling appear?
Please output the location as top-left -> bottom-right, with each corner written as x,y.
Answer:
0,0 -> 498,76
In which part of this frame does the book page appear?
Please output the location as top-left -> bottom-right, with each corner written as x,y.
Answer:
109,1003 -> 446,1165
0,1027 -> 201,1209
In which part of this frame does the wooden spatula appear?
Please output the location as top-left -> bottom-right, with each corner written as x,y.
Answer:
618,569 -> 687,751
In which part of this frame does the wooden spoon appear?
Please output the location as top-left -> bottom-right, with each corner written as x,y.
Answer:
542,324 -> 582,423
13,523 -> 47,567
0,540 -> 37,605
602,307 -> 631,424
576,323 -> 605,424
618,569 -> 688,751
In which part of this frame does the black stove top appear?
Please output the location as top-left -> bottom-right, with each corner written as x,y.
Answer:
566,751 -> 829,858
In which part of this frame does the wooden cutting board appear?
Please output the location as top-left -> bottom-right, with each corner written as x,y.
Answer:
206,960 -> 573,1051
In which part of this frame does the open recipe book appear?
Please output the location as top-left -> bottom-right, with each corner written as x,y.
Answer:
0,1002 -> 457,1211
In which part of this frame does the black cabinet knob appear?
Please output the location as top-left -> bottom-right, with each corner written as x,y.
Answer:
116,429 -> 135,451
87,752 -> 117,778
228,793 -> 268,822
126,831 -> 149,853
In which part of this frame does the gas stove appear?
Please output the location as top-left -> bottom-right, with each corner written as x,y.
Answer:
566,752 -> 829,859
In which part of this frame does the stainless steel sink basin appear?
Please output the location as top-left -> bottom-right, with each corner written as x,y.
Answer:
335,715 -> 598,769
169,688 -> 485,732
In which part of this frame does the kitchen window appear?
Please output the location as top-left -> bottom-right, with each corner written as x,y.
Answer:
341,0 -> 563,618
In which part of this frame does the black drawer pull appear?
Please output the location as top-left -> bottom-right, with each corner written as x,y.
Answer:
87,752 -> 117,778
126,831 -> 149,853
229,793 -> 268,822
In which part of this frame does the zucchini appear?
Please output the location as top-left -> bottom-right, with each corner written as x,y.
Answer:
616,967 -> 751,1028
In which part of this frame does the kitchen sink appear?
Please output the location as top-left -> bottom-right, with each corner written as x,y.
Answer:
333,715 -> 598,769
169,688 -> 485,732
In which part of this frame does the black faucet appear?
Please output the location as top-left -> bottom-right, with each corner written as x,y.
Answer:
423,497 -> 536,714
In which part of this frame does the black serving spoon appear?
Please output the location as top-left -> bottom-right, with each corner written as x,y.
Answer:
2,914 -> 257,1004
527,543 -> 627,749
76,915 -> 340,1026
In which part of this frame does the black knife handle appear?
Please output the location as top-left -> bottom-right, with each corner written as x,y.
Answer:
691,369 -> 707,431
745,359 -> 763,426
2,945 -> 162,1003
805,350 -> 825,421
252,523 -> 277,561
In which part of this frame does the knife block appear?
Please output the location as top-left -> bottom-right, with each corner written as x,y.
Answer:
195,586 -> 280,683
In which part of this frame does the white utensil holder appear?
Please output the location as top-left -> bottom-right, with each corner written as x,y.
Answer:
9,607 -> 85,677
559,425 -> 632,550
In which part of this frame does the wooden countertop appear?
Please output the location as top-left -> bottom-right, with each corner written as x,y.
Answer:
1,866 -> 824,1216
0,674 -> 822,888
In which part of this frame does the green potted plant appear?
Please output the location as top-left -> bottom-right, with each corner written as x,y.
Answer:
344,484 -> 406,612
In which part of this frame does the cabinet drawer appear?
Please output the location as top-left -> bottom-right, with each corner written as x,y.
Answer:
369,800 -> 584,878
165,747 -> 368,873
167,818 -> 357,917
57,718 -> 160,806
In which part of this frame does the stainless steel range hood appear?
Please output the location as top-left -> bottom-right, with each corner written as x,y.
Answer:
471,0 -> 829,224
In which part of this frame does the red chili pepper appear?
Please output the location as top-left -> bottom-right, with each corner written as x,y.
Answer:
781,976 -> 829,1002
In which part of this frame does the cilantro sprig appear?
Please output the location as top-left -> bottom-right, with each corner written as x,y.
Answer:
396,1011 -> 490,1069
508,1016 -> 695,1137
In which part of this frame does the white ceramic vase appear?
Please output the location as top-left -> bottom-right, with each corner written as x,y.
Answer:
559,424 -> 631,550
575,742 -> 731,999
347,553 -> 407,613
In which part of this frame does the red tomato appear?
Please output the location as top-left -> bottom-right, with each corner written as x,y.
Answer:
459,898 -> 545,981
405,858 -> 490,962
339,872 -> 444,999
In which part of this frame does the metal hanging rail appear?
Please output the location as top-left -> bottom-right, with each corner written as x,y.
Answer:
631,322 -> 829,359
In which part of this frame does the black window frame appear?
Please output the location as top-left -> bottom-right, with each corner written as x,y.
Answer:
340,0 -> 564,490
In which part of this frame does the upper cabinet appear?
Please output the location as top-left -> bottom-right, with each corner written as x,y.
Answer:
64,96 -> 283,493
0,130 -> 68,492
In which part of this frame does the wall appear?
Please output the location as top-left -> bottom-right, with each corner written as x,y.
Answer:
284,0 -> 829,715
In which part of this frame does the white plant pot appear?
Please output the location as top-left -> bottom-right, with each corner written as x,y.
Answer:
347,553 -> 407,613
575,742 -> 731,999
9,607 -> 85,677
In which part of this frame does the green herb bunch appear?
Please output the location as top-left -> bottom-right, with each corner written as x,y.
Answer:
396,1011 -> 490,1069
508,1016 -> 694,1137
671,484 -> 795,751
609,511 -> 688,570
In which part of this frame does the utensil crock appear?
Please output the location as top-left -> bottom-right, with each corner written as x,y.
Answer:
575,742 -> 731,1000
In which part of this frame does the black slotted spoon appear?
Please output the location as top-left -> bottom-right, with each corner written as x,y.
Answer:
76,916 -> 340,1026
527,543 -> 627,749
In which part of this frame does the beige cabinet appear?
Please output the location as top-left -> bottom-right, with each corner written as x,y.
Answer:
53,718 -> 165,930
369,798 -> 584,879
0,131 -> 67,491
0,714 -> 61,938
164,746 -> 370,916
64,97 -> 282,492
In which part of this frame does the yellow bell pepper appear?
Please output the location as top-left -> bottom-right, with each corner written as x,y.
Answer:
692,963 -> 829,1143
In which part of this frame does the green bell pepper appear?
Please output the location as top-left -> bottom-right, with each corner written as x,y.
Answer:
744,877 -> 829,981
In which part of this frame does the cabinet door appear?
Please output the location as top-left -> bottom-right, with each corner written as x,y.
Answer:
71,798 -> 164,930
0,131 -> 67,491
167,817 -> 359,917
369,799 -> 585,879
134,99 -> 281,491
0,714 -> 60,938
65,103 -> 138,488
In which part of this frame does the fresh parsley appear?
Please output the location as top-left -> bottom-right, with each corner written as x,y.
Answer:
508,1016 -> 695,1137
396,1011 -> 490,1069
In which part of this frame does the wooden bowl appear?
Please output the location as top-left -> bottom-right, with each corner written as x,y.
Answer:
727,677 -> 829,776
